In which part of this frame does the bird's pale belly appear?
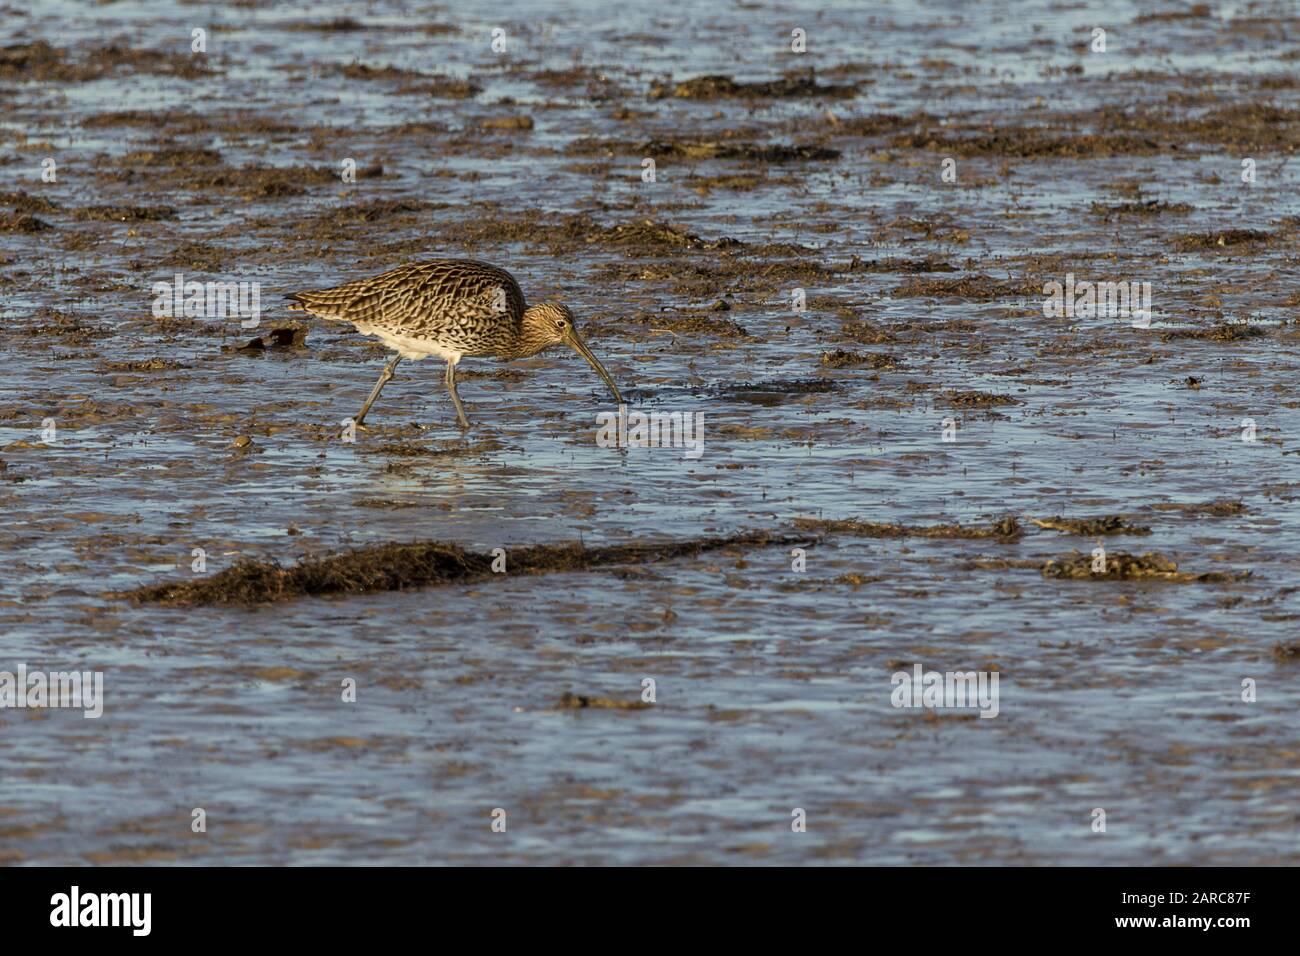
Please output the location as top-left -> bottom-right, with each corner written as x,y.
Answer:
355,324 -> 465,363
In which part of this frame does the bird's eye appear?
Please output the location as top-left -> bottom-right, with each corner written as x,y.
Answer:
556,319 -> 568,328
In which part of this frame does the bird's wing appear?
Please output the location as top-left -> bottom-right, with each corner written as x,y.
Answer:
286,260 -> 526,337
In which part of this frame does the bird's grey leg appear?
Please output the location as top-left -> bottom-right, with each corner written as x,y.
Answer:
445,359 -> 470,430
354,355 -> 401,427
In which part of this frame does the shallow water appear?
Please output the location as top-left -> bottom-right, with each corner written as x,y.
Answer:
2,0 -> 1299,864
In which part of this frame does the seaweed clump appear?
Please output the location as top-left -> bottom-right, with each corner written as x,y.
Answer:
1042,551 -> 1248,582
794,516 -> 1022,541
126,531 -> 806,607
1030,516 -> 1152,536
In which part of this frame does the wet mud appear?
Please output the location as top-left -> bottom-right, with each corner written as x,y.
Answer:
1,0 -> 1299,865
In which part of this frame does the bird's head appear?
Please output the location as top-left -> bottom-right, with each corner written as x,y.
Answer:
521,303 -> 622,403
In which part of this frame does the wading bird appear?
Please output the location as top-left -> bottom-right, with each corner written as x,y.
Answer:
286,259 -> 622,428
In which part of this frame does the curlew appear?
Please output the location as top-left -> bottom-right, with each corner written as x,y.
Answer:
286,258 -> 622,429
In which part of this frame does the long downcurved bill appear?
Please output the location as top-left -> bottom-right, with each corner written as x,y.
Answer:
565,331 -> 623,404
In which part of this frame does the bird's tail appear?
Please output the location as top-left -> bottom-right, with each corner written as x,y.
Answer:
283,289 -> 360,321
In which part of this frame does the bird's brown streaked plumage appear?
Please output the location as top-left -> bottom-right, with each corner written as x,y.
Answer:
285,258 -> 623,429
